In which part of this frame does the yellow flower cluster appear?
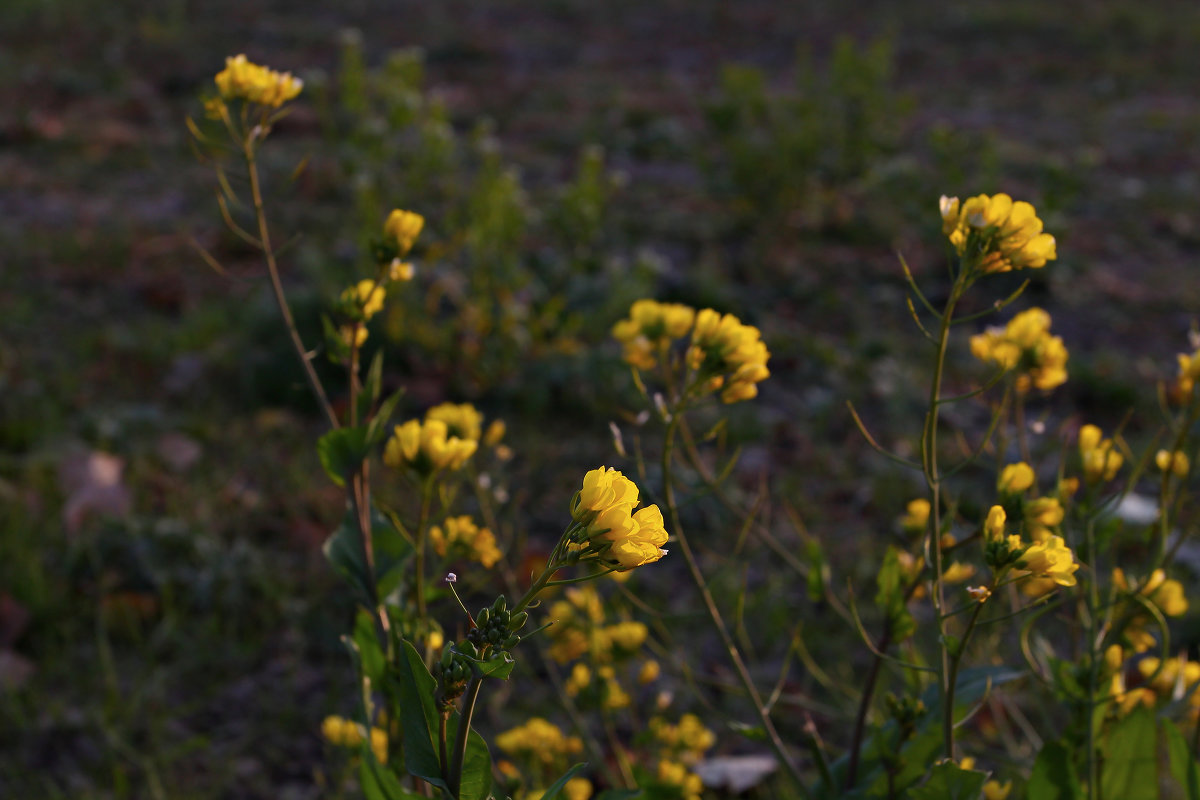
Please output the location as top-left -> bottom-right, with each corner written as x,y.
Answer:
939,193 -> 1056,273
983,505 -> 1078,587
429,516 -> 501,569
337,279 -> 386,348
1079,424 -> 1123,484
427,402 -> 484,443
570,467 -> 668,570
650,714 -> 716,764
546,588 -> 649,663
895,550 -> 975,600
969,308 -> 1068,393
214,54 -> 303,108
384,209 -> 425,255
495,718 -> 583,767
384,418 -> 477,475
1156,449 -> 1190,477
320,715 -> 388,763
1110,652 -> 1200,716
611,300 -> 696,370
657,760 -> 704,800
688,309 -> 771,403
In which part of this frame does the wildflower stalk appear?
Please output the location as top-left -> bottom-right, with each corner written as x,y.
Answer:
241,133 -> 340,431
660,413 -> 810,795
415,479 -> 434,621
447,674 -> 483,799
922,270 -> 967,760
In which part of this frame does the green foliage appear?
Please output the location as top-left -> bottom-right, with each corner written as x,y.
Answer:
1027,741 -> 1083,800
905,762 -> 987,800
875,545 -> 916,643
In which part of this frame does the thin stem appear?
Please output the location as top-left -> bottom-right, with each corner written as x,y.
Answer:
242,134 -> 340,430
415,480 -> 434,621
922,272 -> 965,760
846,624 -> 892,789
661,415 -> 811,795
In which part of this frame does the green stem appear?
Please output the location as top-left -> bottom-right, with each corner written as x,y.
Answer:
922,273 -> 965,760
415,480 -> 434,621
661,414 -> 811,795
241,135 -> 340,431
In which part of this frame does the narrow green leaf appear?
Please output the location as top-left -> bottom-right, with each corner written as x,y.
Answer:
394,640 -> 447,790
875,546 -> 915,641
1027,740 -> 1083,800
367,388 -> 406,447
1101,706 -> 1158,800
356,349 -> 384,423
474,651 -> 516,679
906,762 -> 986,800
354,609 -> 386,684
539,764 -> 587,800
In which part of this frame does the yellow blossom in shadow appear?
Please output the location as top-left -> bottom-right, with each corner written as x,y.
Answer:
1156,449 -> 1190,477
612,299 -> 696,369
383,418 -> 477,475
1017,535 -> 1078,586
214,54 -> 303,108
687,309 -> 770,403
429,515 -> 501,568
997,462 -> 1035,493
1079,424 -> 1123,483
899,498 -> 930,534
970,308 -> 1068,393
940,193 -> 1056,273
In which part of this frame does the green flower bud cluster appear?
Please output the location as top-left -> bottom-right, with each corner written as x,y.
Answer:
434,649 -> 475,711
468,595 -> 526,653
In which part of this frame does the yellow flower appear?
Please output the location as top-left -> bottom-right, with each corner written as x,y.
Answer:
1156,449 -> 1190,477
687,309 -> 770,403
389,260 -> 415,282
339,324 -> 368,349
383,418 -> 477,475
321,715 -> 365,747
564,777 -> 593,800
606,620 -> 648,651
970,308 -> 1067,393
484,419 -> 507,446
571,468 -> 668,570
429,516 -> 501,569
383,209 -> 425,255
565,663 -> 591,696
1079,424 -> 1123,483
984,505 -> 1007,542
966,585 -> 992,603
1177,350 -> 1200,395
997,462 -> 1035,493
983,779 -> 1013,800
341,279 -> 386,320
900,498 -> 930,533
657,760 -> 704,800
426,402 -> 484,442
612,299 -> 696,370
639,660 -> 661,684
370,727 -> 388,764
1017,535 -> 1079,586
943,562 -> 976,583
940,193 -> 1056,273
214,54 -> 303,108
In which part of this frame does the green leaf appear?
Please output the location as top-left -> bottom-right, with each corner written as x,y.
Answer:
1027,740 -> 1082,800
1101,706 -> 1158,800
324,505 -> 413,606
539,764 -> 587,800
317,425 -> 369,487
325,514 -> 373,607
394,640 -> 447,790
447,713 -> 493,800
905,762 -> 986,800
356,349 -> 385,423
366,388 -> 406,448
474,650 -> 516,680
1164,720 -> 1200,800
875,546 -> 915,642
594,792 -> 642,800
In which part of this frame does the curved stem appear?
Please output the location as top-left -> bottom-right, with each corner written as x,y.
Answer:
242,135 -> 340,430
661,415 -> 811,794
447,675 -> 483,798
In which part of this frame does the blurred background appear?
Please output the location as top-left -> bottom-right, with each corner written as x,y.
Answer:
3,0 -> 1200,796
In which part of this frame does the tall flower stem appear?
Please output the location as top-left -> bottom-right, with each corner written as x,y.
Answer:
661,414 -> 810,795
242,134 -> 339,431
922,272 -> 967,760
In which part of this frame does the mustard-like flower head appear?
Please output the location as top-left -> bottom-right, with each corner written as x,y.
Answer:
686,309 -> 770,403
383,209 -> 425,256
214,54 -> 303,108
570,467 -> 668,570
1017,535 -> 1079,586
970,308 -> 1068,393
426,402 -> 484,443
1078,424 -> 1123,484
429,515 -> 501,569
612,299 -> 696,370
1156,449 -> 1190,478
997,462 -> 1035,494
383,418 -> 477,475
940,193 -> 1056,274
